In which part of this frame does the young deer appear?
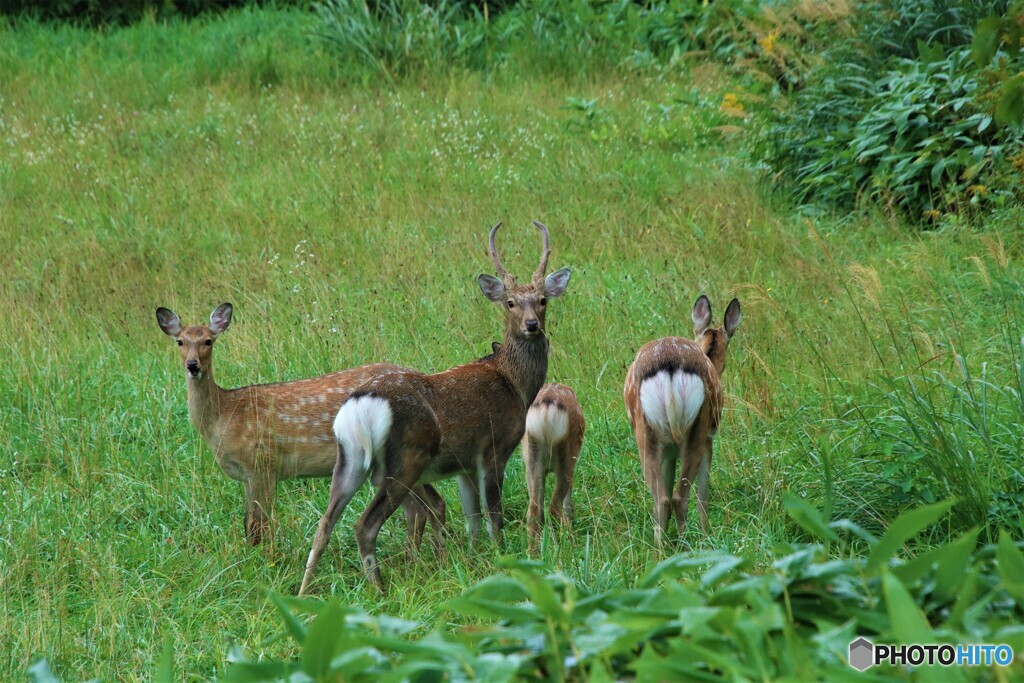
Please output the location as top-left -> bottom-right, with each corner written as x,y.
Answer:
156,304 -> 447,554
299,221 -> 572,594
623,295 -> 741,547
521,383 -> 585,552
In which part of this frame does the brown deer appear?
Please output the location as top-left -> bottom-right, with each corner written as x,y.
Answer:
299,221 -> 572,594
521,383 -> 585,552
623,295 -> 741,547
155,304 -> 447,554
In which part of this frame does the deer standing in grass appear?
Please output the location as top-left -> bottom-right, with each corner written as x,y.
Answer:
299,221 -> 572,594
623,295 -> 741,547
156,304 -> 447,553
521,383 -> 585,552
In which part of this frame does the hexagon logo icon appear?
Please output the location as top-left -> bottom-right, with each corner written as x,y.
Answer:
849,637 -> 874,671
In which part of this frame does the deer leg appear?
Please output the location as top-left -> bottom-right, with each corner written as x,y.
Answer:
696,437 -> 713,535
299,450 -> 371,596
419,483 -> 448,560
457,473 -> 483,546
673,449 -> 695,541
482,449 -> 512,548
675,427 -> 708,542
523,437 -> 547,553
640,427 -> 673,548
402,488 -> 430,562
243,464 -> 277,546
549,441 -> 575,527
354,454 -> 429,590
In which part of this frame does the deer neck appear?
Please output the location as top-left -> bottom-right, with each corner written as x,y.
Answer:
186,368 -> 224,440
494,331 -> 549,409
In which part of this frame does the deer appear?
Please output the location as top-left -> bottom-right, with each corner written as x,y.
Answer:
623,295 -> 741,547
155,303 -> 448,556
299,221 -> 572,594
520,383 -> 585,552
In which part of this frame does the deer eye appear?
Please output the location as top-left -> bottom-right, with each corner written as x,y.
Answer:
205,339 -> 213,346
176,340 -> 183,347
539,297 -> 547,306
507,300 -> 515,309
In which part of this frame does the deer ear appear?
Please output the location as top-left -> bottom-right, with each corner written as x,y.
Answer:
692,295 -> 712,335
724,298 -> 741,337
209,303 -> 233,336
477,274 -> 506,303
544,268 -> 571,298
156,307 -> 183,337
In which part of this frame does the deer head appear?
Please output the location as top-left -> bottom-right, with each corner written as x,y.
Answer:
156,303 -> 233,379
691,295 -> 741,376
477,221 -> 571,340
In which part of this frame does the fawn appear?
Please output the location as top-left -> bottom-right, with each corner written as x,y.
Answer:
156,303 -> 446,553
623,295 -> 741,546
299,221 -> 572,593
521,383 -> 585,552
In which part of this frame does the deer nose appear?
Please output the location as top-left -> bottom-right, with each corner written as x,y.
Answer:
525,319 -> 539,332
186,360 -> 200,372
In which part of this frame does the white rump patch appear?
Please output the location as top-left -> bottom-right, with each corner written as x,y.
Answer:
639,370 -> 705,444
334,395 -> 393,472
525,403 -> 569,446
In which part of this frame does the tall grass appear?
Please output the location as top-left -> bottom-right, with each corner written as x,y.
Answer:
0,6 -> 1021,679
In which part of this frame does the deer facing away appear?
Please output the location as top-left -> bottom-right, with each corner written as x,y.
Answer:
623,295 -> 741,547
156,304 -> 447,554
299,221 -> 571,594
521,382 -> 585,552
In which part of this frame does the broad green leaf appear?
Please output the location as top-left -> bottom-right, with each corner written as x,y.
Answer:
269,592 -> 308,645
883,571 -> 932,643
301,599 -> 349,679
971,18 -> 1000,67
996,530 -> 1024,603
220,660 -> 297,683
472,652 -> 524,683
996,74 -> 1024,127
945,568 -> 978,630
155,639 -> 174,683
893,526 -> 978,599
866,500 -> 955,574
784,493 -> 840,543
641,551 -> 740,588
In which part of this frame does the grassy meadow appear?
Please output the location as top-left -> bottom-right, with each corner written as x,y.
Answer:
1,6 -> 1023,680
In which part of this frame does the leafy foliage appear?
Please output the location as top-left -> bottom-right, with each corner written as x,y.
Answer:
0,0 -> 302,25
162,501 -> 1023,681
761,3 -> 1024,221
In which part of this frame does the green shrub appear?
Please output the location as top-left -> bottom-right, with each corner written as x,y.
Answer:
313,0 -> 488,78
0,0 -> 305,25
763,47 -> 1024,219
760,2 -> 1024,222
85,500 -> 1020,681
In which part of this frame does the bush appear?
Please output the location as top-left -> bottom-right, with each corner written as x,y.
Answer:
0,0 -> 304,25
760,3 -> 1024,221
75,500 -> 1021,681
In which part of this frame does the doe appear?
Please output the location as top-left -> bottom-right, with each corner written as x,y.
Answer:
156,304 -> 446,553
623,295 -> 741,547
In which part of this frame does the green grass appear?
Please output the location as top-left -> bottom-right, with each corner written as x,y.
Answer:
1,7 -> 1022,680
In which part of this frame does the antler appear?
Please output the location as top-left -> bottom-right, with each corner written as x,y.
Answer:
531,220 -> 551,286
489,222 -> 516,286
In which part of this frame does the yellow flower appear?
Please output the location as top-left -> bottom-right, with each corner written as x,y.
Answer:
720,93 -> 744,112
968,184 -> 988,197
759,30 -> 780,56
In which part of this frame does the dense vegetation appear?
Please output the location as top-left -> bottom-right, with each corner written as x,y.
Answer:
1,1 -> 1022,680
